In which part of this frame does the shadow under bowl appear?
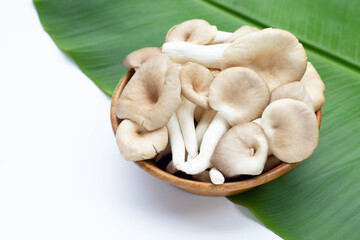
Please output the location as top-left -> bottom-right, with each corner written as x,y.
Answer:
110,68 -> 322,197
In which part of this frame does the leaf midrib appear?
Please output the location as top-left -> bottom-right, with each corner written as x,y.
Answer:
201,0 -> 360,75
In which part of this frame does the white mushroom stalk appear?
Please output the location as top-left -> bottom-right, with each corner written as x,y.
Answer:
176,97 -> 198,159
177,113 -> 230,174
209,167 -> 225,185
166,113 -> 186,167
195,110 -> 216,147
116,120 -> 168,161
162,42 -> 230,69
210,30 -> 233,44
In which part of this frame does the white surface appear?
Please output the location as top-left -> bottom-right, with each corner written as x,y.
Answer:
0,1 -> 281,240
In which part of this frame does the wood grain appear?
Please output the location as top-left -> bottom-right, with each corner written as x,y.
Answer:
110,69 -> 322,196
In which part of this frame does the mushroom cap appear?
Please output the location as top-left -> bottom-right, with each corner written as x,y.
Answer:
221,28 -> 307,92
115,54 -> 182,131
116,120 -> 168,161
300,62 -> 325,111
209,67 -> 270,126
180,62 -> 215,109
211,122 -> 269,177
165,19 -> 217,44
224,25 -> 259,43
261,99 -> 319,163
123,47 -> 161,69
271,81 -> 315,111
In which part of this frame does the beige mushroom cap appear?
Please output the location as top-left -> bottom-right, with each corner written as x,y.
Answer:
271,82 -> 315,111
116,54 -> 182,131
221,28 -> 307,92
211,122 -> 269,177
224,25 -> 259,43
180,62 -> 215,109
116,120 -> 168,161
123,47 -> 161,70
300,62 -> 326,111
165,19 -> 217,44
262,99 -> 319,163
209,67 -> 270,126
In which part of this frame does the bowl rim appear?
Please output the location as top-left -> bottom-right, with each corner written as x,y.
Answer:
110,68 -> 322,196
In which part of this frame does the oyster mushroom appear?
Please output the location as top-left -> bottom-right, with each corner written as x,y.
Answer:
116,54 -> 185,167
177,62 -> 215,158
300,62 -> 326,111
211,122 -> 269,178
116,120 -> 168,161
123,47 -> 161,70
115,54 -> 181,131
162,28 -> 307,91
177,67 -> 270,174
165,19 -> 235,45
261,99 -> 319,163
165,19 -> 217,44
180,62 -> 214,109
271,82 -> 314,111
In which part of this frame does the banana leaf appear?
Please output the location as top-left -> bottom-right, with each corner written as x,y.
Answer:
34,0 -> 360,239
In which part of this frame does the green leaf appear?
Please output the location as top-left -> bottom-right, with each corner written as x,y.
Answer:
34,0 -> 360,239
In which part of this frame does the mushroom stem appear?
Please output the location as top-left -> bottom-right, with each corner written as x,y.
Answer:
177,113 -> 230,174
211,30 -> 232,44
209,168 -> 225,185
177,98 -> 198,158
162,42 -> 230,69
195,110 -> 216,147
166,113 -> 186,167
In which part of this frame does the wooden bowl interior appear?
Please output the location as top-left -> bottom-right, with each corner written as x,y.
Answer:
110,69 -> 322,196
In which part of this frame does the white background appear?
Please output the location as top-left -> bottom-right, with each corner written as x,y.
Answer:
0,1 -> 281,239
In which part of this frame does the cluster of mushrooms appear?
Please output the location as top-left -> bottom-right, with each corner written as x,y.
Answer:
115,19 -> 325,185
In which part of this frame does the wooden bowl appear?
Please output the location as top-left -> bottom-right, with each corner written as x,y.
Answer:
110,69 -> 322,196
